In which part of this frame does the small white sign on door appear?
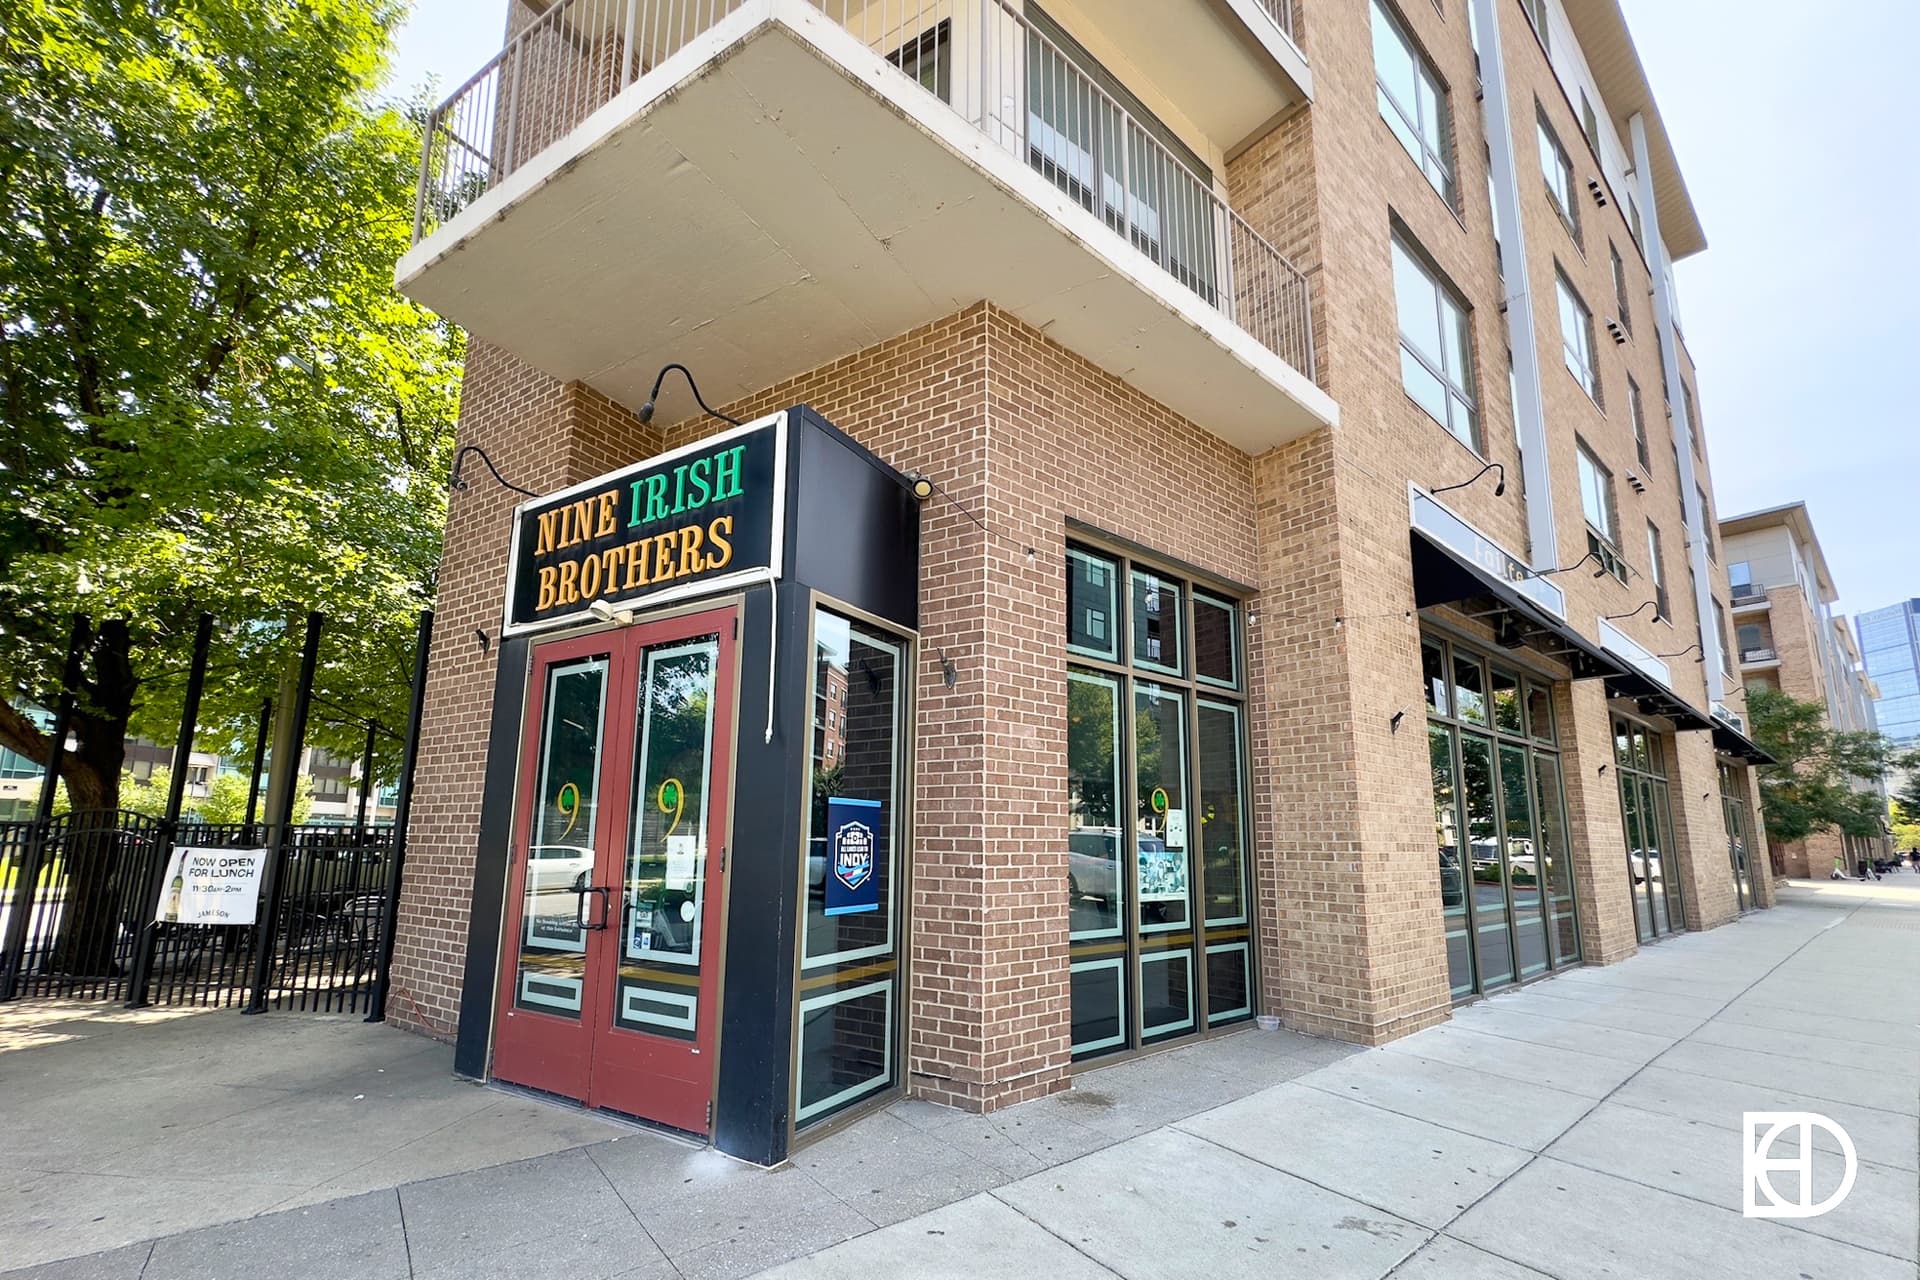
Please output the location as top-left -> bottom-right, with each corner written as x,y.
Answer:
665,834 -> 698,886
154,847 -> 270,925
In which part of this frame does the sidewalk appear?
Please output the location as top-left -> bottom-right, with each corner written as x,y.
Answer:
5,880 -> 1916,1279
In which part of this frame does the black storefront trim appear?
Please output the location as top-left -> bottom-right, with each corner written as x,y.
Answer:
1408,528 -> 1625,681
1710,721 -> 1776,766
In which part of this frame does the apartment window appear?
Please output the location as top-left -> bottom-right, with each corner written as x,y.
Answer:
1729,561 -> 1754,595
1579,90 -> 1599,151
1025,7 -> 1219,307
1681,381 -> 1702,458
1625,191 -> 1643,249
889,20 -> 952,102
1555,271 -> 1600,405
1610,242 -> 1633,335
1715,603 -> 1735,676
1646,521 -> 1669,620
1577,441 -> 1625,581
1372,0 -> 1457,205
1696,485 -> 1716,561
1520,0 -> 1550,55
1628,377 -> 1649,468
1392,233 -> 1479,450
1537,113 -> 1580,243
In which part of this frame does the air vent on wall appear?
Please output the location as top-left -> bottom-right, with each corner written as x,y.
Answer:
1626,471 -> 1647,494
1605,318 -> 1628,345
1587,177 -> 1609,208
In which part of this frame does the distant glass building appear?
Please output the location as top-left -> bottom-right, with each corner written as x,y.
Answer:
1857,599 -> 1920,747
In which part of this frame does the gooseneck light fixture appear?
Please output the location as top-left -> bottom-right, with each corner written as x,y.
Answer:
1430,461 -> 1506,498
449,445 -> 536,499
1604,601 -> 1659,623
638,363 -> 742,428
1656,643 -> 1705,664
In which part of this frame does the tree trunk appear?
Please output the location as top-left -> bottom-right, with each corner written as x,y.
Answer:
47,620 -> 137,978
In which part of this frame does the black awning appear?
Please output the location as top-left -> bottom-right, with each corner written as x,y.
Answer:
1602,667 -> 1715,732
1712,720 -> 1777,766
1409,529 -> 1624,680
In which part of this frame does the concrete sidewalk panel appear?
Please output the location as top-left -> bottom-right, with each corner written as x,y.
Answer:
398,1148 -> 635,1275
1547,1101 -> 1919,1263
1686,1016 -> 1920,1078
139,1188 -> 408,1280
993,1128 -> 1427,1279
1443,1003 -> 1678,1063
1450,1157 -> 1914,1280
0,1242 -> 152,1280
1382,1025 -> 1644,1098
756,1194 -> 1119,1280
1654,1038 -> 1920,1115
1610,1065 -> 1919,1171
1175,1082 -> 1529,1229
793,1112 -> 1006,1228
1294,1050 -> 1595,1150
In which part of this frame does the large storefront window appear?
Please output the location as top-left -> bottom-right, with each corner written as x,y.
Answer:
1719,763 -> 1757,914
1614,715 -> 1686,941
1425,634 -> 1580,999
795,609 -> 908,1131
1066,543 -> 1253,1060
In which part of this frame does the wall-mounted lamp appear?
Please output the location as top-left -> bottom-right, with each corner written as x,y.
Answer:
901,469 -> 990,537
1389,710 -> 1408,734
449,445 -> 536,499
1430,461 -> 1506,499
1656,643 -> 1704,663
638,363 -> 742,428
588,599 -> 635,627
1598,763 -> 1610,776
1534,550 -> 1608,579
474,628 -> 491,652
906,472 -> 935,501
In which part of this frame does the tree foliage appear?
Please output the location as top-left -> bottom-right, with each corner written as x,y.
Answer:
1891,803 -> 1920,856
1746,688 -> 1902,845
0,0 -> 460,813
118,767 -> 311,824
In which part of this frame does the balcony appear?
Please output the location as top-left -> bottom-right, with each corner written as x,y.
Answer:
1739,647 -> 1778,667
1729,585 -> 1768,609
398,0 -> 1332,453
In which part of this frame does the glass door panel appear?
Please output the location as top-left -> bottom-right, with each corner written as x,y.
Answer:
615,638 -> 717,1041
1620,771 -> 1653,942
1534,756 -> 1580,965
514,657 -> 609,1018
1432,725 -> 1473,997
1499,744 -> 1548,978
1135,684 -> 1193,1041
1460,733 -> 1513,988
1643,778 -> 1671,935
1198,699 -> 1251,1025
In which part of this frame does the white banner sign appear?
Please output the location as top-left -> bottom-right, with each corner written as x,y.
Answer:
154,846 -> 270,925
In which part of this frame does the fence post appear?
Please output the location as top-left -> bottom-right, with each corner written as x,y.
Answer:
0,614 -> 88,1003
366,609 -> 433,1023
244,698 -> 271,842
126,612 -> 213,1009
243,613 -> 323,1015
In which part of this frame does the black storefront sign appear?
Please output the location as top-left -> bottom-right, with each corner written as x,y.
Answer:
503,414 -> 787,636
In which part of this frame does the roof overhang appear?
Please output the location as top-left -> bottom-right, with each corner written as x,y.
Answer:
1719,501 -> 1837,602
1408,525 -> 1623,681
1563,0 -> 1706,260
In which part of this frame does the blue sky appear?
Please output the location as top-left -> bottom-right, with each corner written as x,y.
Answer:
387,1 -> 1918,623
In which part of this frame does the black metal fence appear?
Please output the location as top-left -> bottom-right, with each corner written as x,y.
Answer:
0,813 -> 397,1014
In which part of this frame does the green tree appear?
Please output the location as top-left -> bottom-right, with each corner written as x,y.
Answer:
188,770 -> 313,825
0,1 -> 460,814
1891,802 -> 1920,856
1893,760 -> 1920,819
1746,689 -> 1903,846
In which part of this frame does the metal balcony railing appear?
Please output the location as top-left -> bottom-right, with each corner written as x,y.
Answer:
1730,586 -> 1767,606
410,0 -> 1316,381
1739,647 -> 1776,664
1253,0 -> 1295,40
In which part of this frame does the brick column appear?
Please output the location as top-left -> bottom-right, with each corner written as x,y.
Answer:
1665,731 -> 1738,930
1554,681 -> 1638,965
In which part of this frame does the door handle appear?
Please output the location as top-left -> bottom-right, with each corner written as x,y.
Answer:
579,885 -> 612,931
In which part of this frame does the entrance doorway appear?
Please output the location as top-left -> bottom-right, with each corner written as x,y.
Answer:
492,606 -> 736,1135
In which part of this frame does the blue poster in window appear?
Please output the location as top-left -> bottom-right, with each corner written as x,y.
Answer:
825,796 -> 882,917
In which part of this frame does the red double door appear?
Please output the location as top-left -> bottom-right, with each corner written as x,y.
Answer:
492,606 -> 736,1134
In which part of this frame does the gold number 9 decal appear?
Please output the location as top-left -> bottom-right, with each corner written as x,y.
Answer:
557,781 -> 582,839
657,778 -> 685,844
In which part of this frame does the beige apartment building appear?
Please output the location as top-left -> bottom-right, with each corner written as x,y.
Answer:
1721,502 -> 1890,877
386,0 -> 1774,1163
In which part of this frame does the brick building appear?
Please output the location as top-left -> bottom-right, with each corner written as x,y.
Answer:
1720,502 -> 1891,878
386,0 -> 1775,1163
